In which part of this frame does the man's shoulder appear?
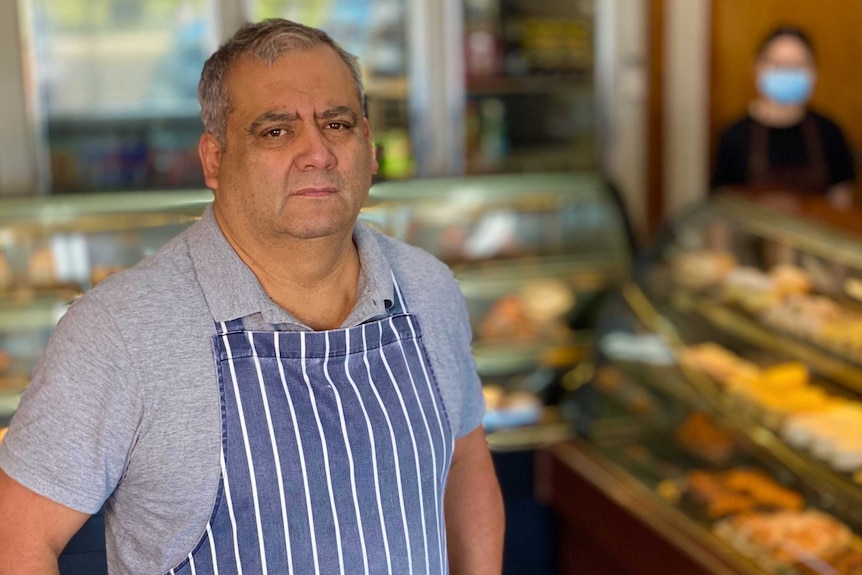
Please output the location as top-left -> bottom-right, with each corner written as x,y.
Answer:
361,222 -> 453,278
359,222 -> 462,310
78,229 -> 203,321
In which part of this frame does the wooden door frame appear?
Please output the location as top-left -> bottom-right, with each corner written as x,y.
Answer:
646,0 -> 665,239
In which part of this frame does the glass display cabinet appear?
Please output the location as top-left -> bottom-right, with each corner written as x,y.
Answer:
0,173 -> 631,575
0,173 -> 633,445
0,190 -> 212,427
546,194 -> 862,575
366,171 -> 632,451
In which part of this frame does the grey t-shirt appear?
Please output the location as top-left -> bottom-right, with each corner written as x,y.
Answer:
0,206 -> 484,575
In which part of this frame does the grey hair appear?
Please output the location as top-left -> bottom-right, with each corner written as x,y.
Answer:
198,19 -> 364,146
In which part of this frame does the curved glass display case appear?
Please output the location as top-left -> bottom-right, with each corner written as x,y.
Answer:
0,190 -> 213,427
569,194 -> 862,574
0,173 -> 633,448
366,172 -> 632,451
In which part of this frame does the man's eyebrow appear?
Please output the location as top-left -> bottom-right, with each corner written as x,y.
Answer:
247,111 -> 298,134
316,106 -> 358,123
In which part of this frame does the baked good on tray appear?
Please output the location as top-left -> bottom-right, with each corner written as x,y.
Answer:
714,509 -> 853,573
683,468 -> 804,520
671,250 -> 737,291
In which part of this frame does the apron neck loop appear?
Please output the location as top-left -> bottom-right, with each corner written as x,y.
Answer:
213,276 -> 408,335
389,272 -> 408,316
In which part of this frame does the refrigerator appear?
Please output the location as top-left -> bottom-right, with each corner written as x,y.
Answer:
6,0 -> 604,194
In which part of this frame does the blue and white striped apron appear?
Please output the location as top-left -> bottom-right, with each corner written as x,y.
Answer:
166,279 -> 454,575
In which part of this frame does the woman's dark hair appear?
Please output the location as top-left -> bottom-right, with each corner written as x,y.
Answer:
756,26 -> 816,61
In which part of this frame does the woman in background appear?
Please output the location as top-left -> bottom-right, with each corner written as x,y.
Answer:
712,26 -> 855,209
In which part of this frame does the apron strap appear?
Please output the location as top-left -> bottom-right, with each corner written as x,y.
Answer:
389,272 -> 409,315
748,118 -> 770,182
800,113 -> 829,188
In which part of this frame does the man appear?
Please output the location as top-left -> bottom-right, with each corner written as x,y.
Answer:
0,19 -> 504,574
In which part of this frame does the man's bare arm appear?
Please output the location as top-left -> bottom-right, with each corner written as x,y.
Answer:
444,425 -> 504,575
0,467 -> 90,574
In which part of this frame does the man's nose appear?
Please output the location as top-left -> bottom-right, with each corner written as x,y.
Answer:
295,124 -> 336,170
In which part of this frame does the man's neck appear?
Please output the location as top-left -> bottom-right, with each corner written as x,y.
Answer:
215,212 -> 362,330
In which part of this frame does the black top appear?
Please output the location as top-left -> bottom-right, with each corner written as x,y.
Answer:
712,110 -> 855,191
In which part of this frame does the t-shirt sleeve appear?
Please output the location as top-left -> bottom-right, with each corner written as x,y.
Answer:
448,283 -> 485,437
0,292 -> 141,513
820,118 -> 856,185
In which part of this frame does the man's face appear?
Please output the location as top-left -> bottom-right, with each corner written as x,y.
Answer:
202,45 -> 377,243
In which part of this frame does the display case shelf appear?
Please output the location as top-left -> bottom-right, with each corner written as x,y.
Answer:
622,282 -> 862,511
367,172 -> 631,444
0,175 -> 631,449
671,290 -> 862,397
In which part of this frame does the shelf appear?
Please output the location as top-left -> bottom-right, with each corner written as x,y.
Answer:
705,196 -> 862,272
466,143 -> 595,175
621,282 -> 862,510
487,417 -> 572,452
0,393 -> 18,424
455,254 -> 627,297
473,331 -> 593,375
0,297 -> 69,331
368,172 -> 607,202
0,190 -> 212,234
47,103 -> 202,126
365,76 -> 409,100
467,74 -> 591,96
671,290 -> 862,398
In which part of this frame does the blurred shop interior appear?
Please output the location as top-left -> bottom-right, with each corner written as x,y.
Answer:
4,0 -> 862,574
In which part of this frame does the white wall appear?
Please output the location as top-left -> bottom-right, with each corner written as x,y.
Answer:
598,0 -> 712,239
597,0 -> 649,243
0,0 -> 39,195
663,0 -> 711,217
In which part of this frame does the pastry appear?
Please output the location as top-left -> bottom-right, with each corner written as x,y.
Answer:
680,343 -> 759,386
482,384 -> 505,411
721,267 -> 780,313
714,510 -> 853,571
832,550 -> 862,575
675,412 -> 736,465
684,468 -> 804,519
827,437 -> 862,472
721,469 -> 804,511
477,295 -> 537,340
769,264 -> 813,298
28,247 -> 57,289
671,250 -> 737,291
519,279 -> 575,324
782,404 -> 862,471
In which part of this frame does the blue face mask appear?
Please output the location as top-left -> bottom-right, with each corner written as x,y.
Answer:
757,69 -> 814,105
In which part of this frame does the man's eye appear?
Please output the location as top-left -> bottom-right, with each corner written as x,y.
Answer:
264,128 -> 285,138
326,122 -> 351,131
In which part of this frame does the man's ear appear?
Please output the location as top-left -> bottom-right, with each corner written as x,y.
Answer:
364,118 -> 379,174
199,132 -> 223,191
